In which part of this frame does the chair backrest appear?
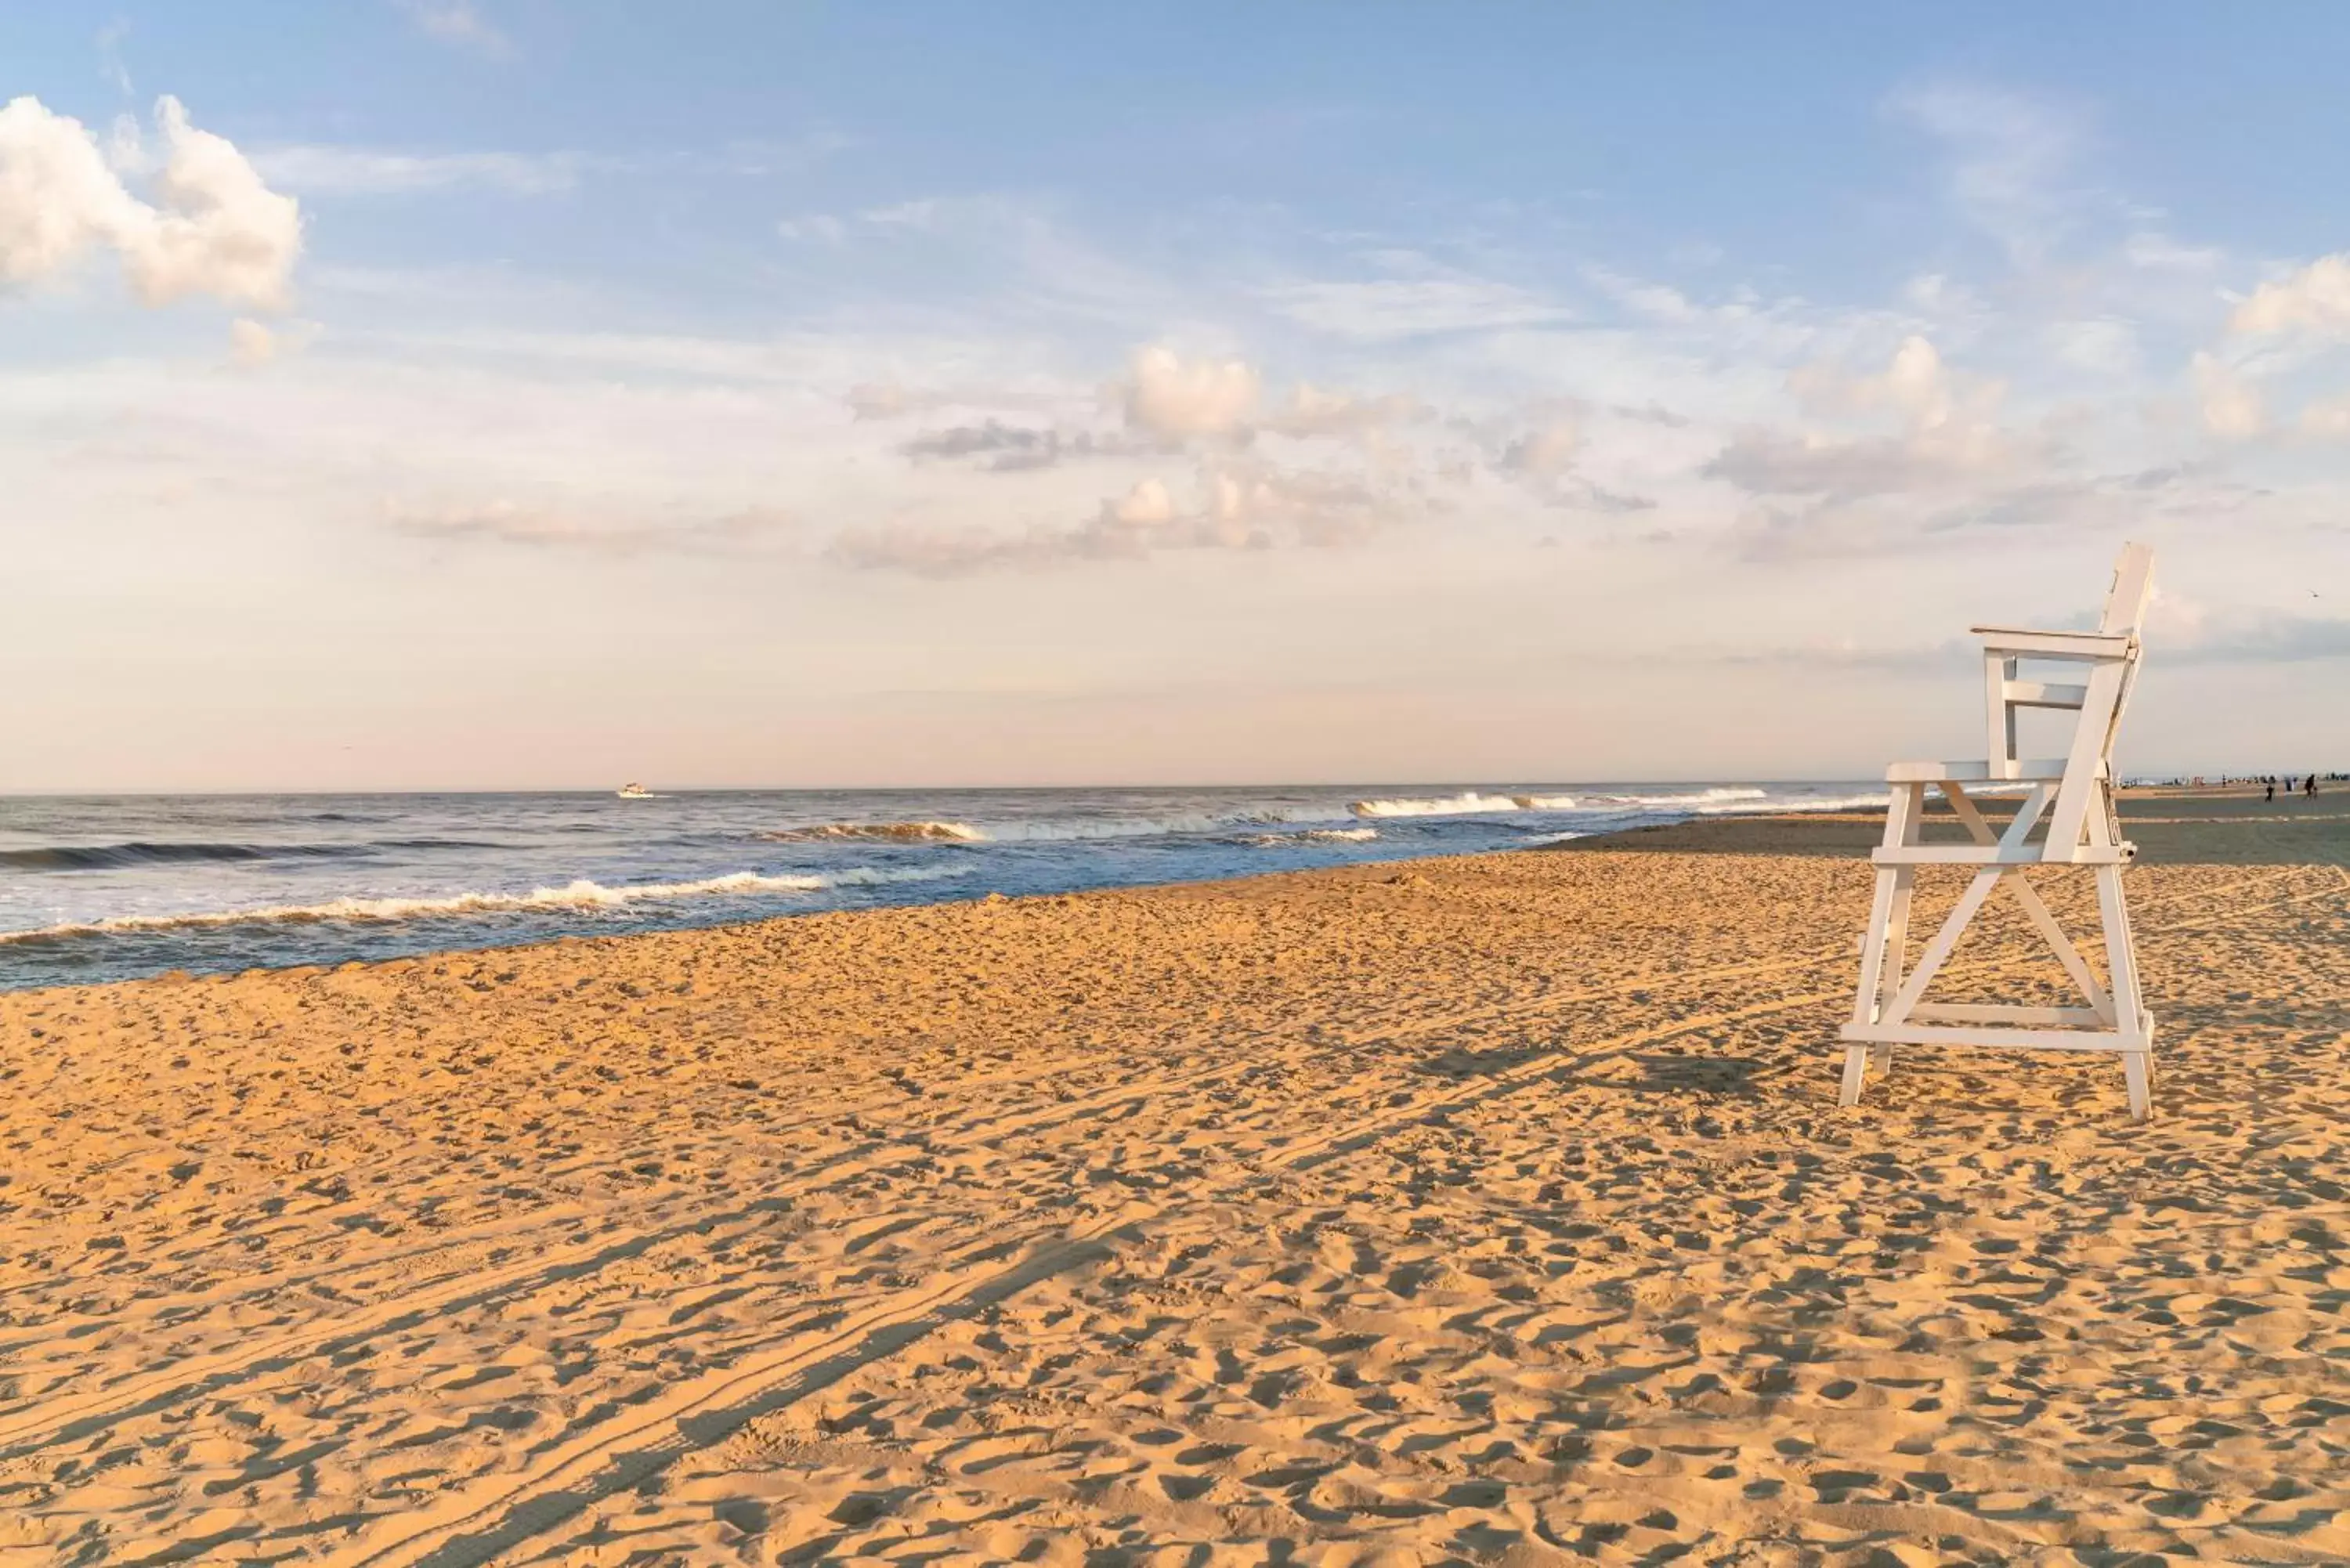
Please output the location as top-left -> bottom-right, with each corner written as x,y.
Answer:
1978,541 -> 2154,789
2099,541 -> 2155,770
2099,542 -> 2157,637
2061,541 -> 2154,857
1973,543 -> 2156,854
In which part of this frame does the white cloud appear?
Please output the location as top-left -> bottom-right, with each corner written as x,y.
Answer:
253,145 -> 582,196
1123,345 -> 1259,440
0,94 -> 302,309
2230,254 -> 2350,338
1710,336 -> 2046,517
2193,352 -> 2263,439
2048,317 -> 2141,376
859,199 -> 940,229
1788,334 -> 1984,430
1260,382 -> 1420,439
1107,475 -> 1177,528
2121,232 -> 2222,273
898,421 -> 1152,471
2297,392 -> 2350,441
127,99 -> 304,309
1584,269 -> 1702,324
826,454 -> 1416,576
391,499 -> 792,553
396,1 -> 512,57
2146,585 -> 2207,639
2166,612 -> 2350,664
1903,273 -> 1984,317
777,212 -> 848,245
846,381 -> 913,420
1262,275 -> 1569,340
96,20 -> 134,96
0,95 -> 143,284
1502,418 -> 1581,477
1707,425 -> 2032,501
828,473 -> 1254,576
1209,461 -> 1397,546
230,316 -> 276,366
1887,83 -> 2084,263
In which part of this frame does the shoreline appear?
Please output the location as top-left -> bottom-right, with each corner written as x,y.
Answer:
0,781 -> 1873,995
3,812 -> 2345,1559
6,785 -> 2341,999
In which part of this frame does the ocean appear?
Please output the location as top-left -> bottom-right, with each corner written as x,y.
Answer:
0,782 -> 1886,991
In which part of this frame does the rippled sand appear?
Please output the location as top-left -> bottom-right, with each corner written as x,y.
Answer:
2,818 -> 2345,1563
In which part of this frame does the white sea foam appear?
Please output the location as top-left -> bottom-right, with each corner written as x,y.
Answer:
761,821 -> 989,844
1695,791 -> 1892,815
1510,794 -> 1580,811
1348,792 -> 1524,818
967,811 -> 1307,844
1237,826 -> 1381,847
1584,786 -> 1770,809
0,865 -> 973,945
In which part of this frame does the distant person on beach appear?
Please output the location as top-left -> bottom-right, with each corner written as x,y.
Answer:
2265,780 -> 2275,801
2308,775 -> 2319,797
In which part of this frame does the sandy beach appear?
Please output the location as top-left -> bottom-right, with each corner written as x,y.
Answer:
2,796 -> 2345,1565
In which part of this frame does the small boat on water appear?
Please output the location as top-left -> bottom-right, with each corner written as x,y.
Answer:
616,782 -> 654,799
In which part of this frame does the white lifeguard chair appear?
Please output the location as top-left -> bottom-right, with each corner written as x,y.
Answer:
1841,543 -> 2158,1118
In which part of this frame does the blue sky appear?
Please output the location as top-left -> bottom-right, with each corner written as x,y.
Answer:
3,3 -> 2346,789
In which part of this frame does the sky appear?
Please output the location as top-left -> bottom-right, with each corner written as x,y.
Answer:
3,2 -> 2347,792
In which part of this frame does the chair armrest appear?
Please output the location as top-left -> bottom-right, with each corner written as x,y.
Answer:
1969,626 -> 2133,659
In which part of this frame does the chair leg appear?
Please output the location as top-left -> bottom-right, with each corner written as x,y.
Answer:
1850,869 -> 1900,1028
1875,865 -> 1916,1022
1844,785 -> 1918,1107
2097,863 -> 2153,1119
1838,1043 -> 1871,1106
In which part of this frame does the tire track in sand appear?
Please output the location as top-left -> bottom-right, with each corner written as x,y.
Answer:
0,936 -> 1872,1454
300,979 -> 1874,1568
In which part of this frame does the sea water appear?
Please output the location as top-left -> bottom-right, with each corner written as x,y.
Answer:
0,782 -> 1888,990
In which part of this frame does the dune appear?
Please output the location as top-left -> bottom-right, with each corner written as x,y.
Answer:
0,804 -> 2344,1563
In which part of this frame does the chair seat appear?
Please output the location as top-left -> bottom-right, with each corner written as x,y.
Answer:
1883,758 -> 2084,783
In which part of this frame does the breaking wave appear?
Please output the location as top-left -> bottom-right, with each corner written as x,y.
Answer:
1346,785 -> 1901,822
760,821 -> 989,844
1347,793 -> 1598,818
1349,793 -> 1527,818
1695,791 -> 1891,815
1235,826 -> 1381,847
1582,787 -> 1770,809
0,865 -> 973,945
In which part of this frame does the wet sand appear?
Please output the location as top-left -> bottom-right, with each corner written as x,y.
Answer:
1,803 -> 2345,1563
1557,785 -> 2350,865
